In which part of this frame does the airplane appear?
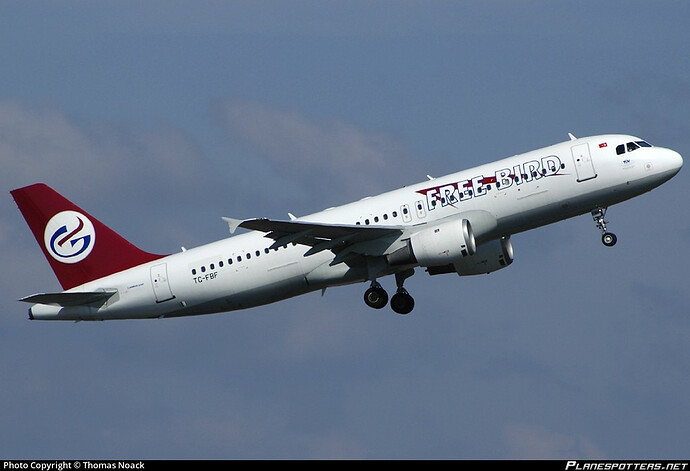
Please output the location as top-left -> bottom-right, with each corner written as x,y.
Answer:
10,133 -> 683,321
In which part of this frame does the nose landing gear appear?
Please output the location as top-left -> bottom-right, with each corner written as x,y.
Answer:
592,207 -> 617,247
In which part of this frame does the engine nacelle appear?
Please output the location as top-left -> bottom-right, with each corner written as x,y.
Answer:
408,218 -> 476,267
453,237 -> 514,275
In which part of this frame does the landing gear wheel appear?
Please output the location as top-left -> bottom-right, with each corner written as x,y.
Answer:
592,207 -> 618,247
390,290 -> 415,315
602,232 -> 617,247
364,286 -> 388,309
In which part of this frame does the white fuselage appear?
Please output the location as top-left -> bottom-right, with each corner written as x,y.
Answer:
29,134 -> 683,320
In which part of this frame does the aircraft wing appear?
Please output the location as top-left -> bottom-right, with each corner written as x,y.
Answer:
223,217 -> 405,257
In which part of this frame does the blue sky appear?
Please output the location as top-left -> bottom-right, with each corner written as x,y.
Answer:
1,1 -> 688,459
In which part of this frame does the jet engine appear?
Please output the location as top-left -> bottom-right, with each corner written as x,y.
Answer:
408,218 -> 476,266
453,237 -> 514,275
424,237 -> 514,276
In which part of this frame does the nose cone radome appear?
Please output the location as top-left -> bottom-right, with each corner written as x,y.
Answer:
656,148 -> 683,179
669,149 -> 683,174
641,147 -> 683,190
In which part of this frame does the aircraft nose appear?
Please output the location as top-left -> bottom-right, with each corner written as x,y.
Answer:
665,148 -> 683,175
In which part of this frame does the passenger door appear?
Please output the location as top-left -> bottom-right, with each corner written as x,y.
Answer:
150,263 -> 175,303
571,143 -> 597,182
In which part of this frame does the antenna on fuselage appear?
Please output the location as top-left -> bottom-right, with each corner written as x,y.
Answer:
568,133 -> 577,141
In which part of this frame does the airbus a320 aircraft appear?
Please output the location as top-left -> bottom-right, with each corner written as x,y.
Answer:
11,134 -> 683,320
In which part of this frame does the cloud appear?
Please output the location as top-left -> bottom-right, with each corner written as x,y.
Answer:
0,101 -> 205,203
503,423 -> 603,459
215,100 -> 423,203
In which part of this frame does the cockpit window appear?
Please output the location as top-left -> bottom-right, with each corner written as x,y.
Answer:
617,140 -> 652,155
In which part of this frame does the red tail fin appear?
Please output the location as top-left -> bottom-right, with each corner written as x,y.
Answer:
11,183 -> 164,290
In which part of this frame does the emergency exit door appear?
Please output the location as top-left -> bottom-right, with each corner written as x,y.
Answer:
571,143 -> 597,182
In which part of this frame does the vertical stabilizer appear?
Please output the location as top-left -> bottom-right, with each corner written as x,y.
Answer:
11,183 -> 164,290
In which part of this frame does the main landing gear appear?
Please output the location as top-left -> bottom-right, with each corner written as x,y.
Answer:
591,207 -> 617,247
363,269 -> 415,315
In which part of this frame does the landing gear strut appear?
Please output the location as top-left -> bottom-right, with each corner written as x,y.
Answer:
591,207 -> 617,247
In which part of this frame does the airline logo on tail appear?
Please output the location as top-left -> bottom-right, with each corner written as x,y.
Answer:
43,210 -> 95,264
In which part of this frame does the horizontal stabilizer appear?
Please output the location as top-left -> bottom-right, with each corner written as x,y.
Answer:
19,290 -> 116,307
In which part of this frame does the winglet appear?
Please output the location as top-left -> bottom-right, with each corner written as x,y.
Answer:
222,217 -> 244,234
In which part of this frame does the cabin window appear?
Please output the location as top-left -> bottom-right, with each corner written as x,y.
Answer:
392,211 -> 398,217
383,214 -> 388,220
228,258 -> 233,265
264,248 -> 270,254
246,253 -> 251,260
374,216 -> 379,223
192,269 -> 197,275
219,261 -> 223,267
201,266 -> 206,273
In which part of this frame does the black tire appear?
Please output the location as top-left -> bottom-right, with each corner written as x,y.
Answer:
602,232 -> 617,247
364,287 -> 388,309
390,292 -> 414,315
